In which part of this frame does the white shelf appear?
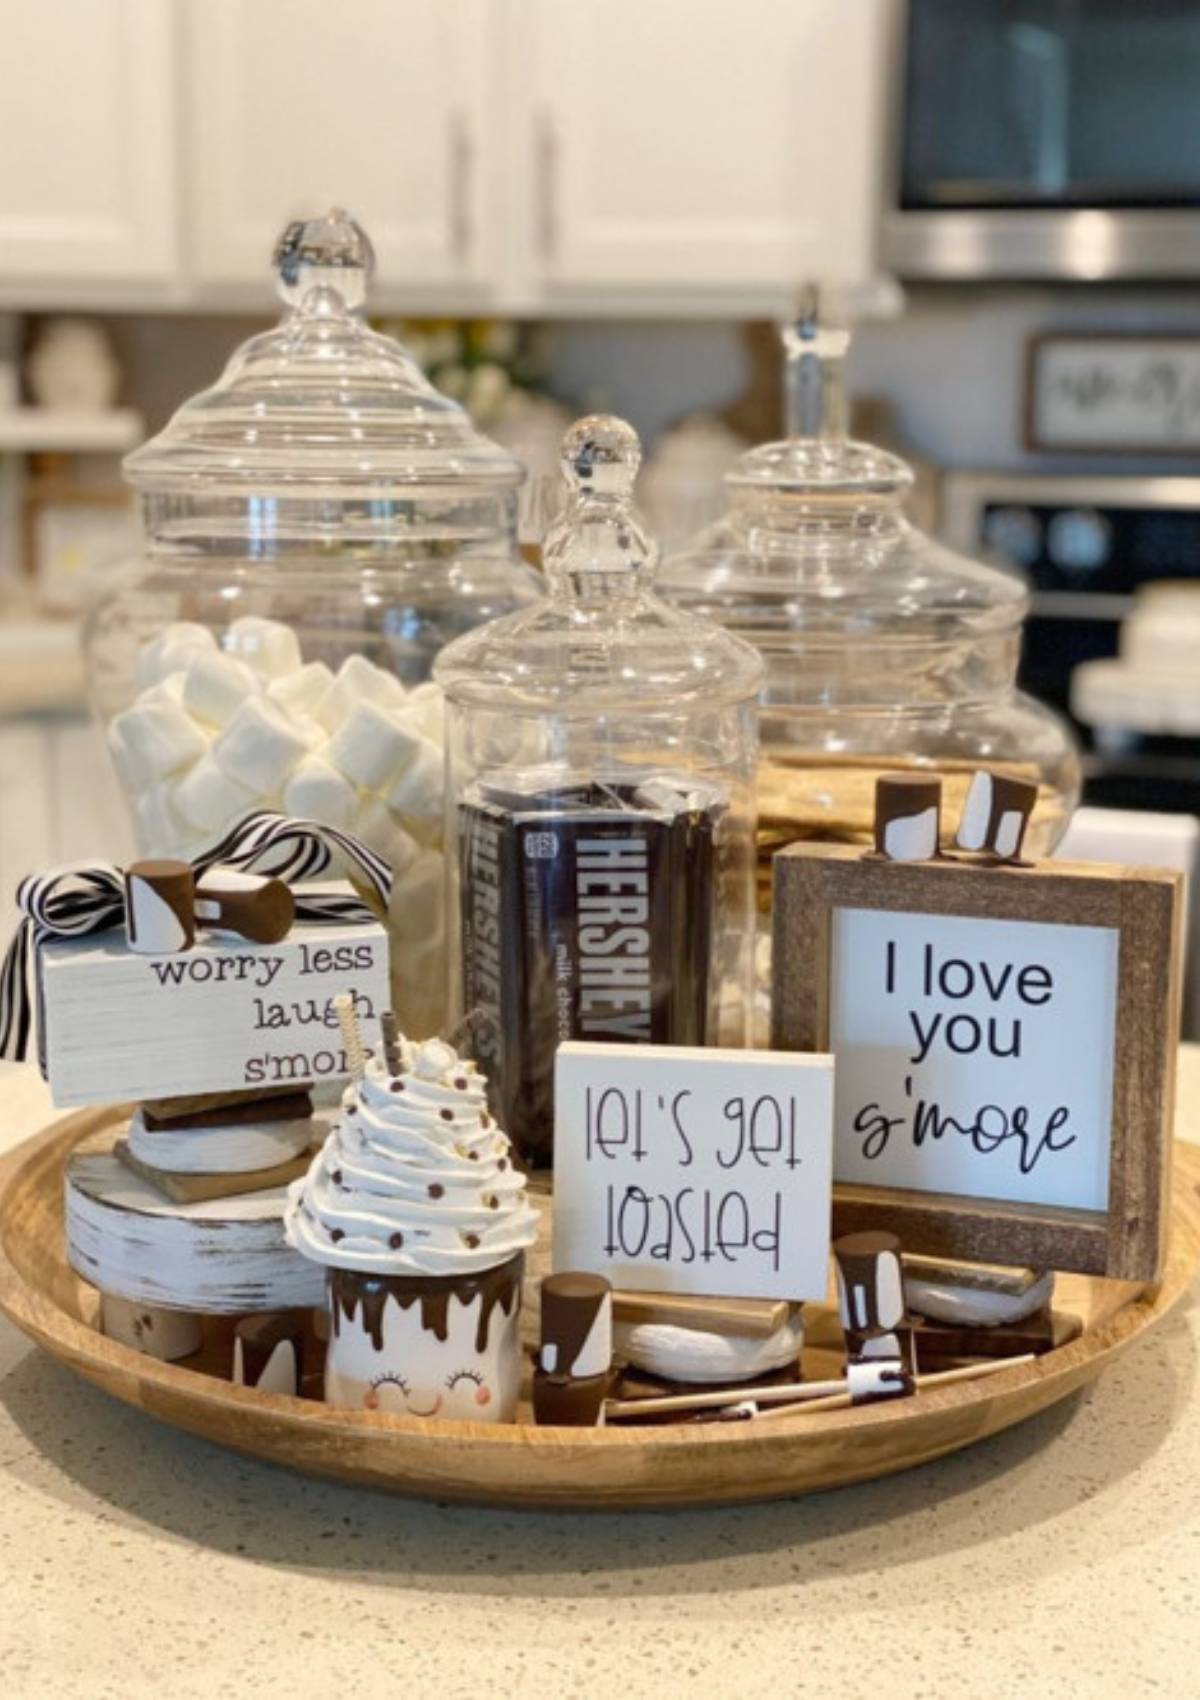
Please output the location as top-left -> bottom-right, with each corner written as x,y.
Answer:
0,409 -> 143,453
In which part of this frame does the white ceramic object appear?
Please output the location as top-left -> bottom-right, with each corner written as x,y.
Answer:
615,1309 -> 804,1384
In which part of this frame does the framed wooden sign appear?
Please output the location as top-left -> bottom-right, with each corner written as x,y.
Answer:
1025,332 -> 1200,454
553,1041 -> 835,1301
771,844 -> 1183,1281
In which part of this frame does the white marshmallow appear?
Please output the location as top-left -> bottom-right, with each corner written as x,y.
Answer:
314,653 -> 404,732
134,784 -> 185,857
267,661 -> 335,719
399,683 -> 445,745
182,651 -> 262,729
140,670 -> 188,708
222,616 -> 303,679
172,754 -> 256,833
110,699 -> 208,786
385,734 -> 444,841
282,755 -> 357,832
290,713 -> 327,752
390,848 -> 444,947
326,699 -> 412,790
212,696 -> 311,793
352,795 -> 410,861
135,623 -> 217,689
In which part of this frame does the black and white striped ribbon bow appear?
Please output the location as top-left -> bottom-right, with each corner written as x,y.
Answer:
0,811 -> 393,1064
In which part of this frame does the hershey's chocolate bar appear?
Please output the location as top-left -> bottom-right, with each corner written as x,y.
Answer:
458,771 -> 722,1165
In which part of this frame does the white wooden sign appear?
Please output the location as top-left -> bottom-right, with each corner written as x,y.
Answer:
829,907 -> 1119,1213
40,896 -> 389,1107
553,1041 -> 835,1302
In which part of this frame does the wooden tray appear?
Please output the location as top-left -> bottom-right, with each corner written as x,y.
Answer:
2,1107 -> 1197,1511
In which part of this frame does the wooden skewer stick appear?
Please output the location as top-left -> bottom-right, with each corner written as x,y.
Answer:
334,993 -> 366,1083
604,1353 -> 1035,1422
753,1354 -> 1036,1420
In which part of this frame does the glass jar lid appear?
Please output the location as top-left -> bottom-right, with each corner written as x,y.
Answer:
434,416 -> 764,713
660,293 -> 1026,646
123,209 -> 523,499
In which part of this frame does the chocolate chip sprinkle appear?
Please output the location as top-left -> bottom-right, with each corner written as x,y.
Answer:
330,1228 -> 345,1243
468,1150 -> 479,1161
440,1108 -> 453,1122
498,1158 -> 508,1171
389,1232 -> 404,1249
390,1081 -> 405,1093
463,1233 -> 480,1249
331,1169 -> 343,1186
487,1195 -> 500,1209
454,1077 -> 467,1090
429,1183 -> 444,1199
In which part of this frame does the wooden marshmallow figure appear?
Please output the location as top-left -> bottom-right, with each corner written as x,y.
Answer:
194,868 -> 296,943
233,1311 -> 308,1396
834,1230 -> 915,1402
873,774 -> 942,862
955,769 -> 1039,863
100,1293 -> 202,1362
124,859 -> 195,954
533,1272 -> 614,1426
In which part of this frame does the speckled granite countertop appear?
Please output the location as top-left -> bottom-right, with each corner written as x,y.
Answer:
2,1055 -> 1199,1700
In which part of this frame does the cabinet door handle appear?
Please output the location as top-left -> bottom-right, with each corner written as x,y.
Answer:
449,110 -> 473,263
536,109 -> 559,264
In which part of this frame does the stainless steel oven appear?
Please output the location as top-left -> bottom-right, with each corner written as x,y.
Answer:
884,0 -> 1200,281
941,470 -> 1200,812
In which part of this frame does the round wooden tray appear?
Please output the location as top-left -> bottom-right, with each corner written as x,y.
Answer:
2,1107 -> 1197,1510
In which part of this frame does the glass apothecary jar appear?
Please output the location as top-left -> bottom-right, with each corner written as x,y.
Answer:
660,301 -> 1080,917
435,417 -> 764,1166
84,211 -> 543,1036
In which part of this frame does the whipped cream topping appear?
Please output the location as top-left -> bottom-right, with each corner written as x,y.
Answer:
285,1032 -> 538,1276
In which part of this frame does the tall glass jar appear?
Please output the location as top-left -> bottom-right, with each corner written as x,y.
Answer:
660,298 -> 1080,922
84,211 -> 543,1036
435,417 -> 764,1167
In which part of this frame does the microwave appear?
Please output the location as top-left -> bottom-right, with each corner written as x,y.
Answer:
883,0 -> 1200,281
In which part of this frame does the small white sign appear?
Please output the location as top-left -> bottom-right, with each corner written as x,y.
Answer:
553,1042 -> 835,1302
41,901 -> 389,1108
829,906 -> 1119,1212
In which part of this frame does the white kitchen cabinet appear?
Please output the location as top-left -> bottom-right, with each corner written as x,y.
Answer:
0,0 -> 177,300
184,0 -> 498,303
517,0 -> 891,307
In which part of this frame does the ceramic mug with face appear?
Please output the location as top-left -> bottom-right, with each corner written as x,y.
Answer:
325,1254 -> 525,1422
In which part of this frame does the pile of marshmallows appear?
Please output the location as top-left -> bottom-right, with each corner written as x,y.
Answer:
109,617 -> 447,879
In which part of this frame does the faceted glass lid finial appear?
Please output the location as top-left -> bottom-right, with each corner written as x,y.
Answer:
272,206 -> 375,311
559,414 -> 641,496
724,283 -> 911,499
435,412 -> 764,712
543,415 -> 656,589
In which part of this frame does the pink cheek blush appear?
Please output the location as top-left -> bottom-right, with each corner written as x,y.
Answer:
475,1385 -> 492,1407
363,1388 -> 379,1411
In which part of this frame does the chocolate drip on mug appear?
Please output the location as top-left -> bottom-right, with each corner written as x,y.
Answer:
328,1253 -> 524,1355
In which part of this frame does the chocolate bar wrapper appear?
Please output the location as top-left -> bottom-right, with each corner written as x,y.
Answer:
458,773 -> 722,1165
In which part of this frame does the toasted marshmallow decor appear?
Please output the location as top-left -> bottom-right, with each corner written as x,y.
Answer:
955,769 -> 1039,862
232,1312 -> 307,1396
193,868 -> 295,944
534,1272 -> 613,1426
124,859 -> 195,954
285,1021 -> 538,1421
101,1294 -> 202,1362
873,774 -> 942,862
